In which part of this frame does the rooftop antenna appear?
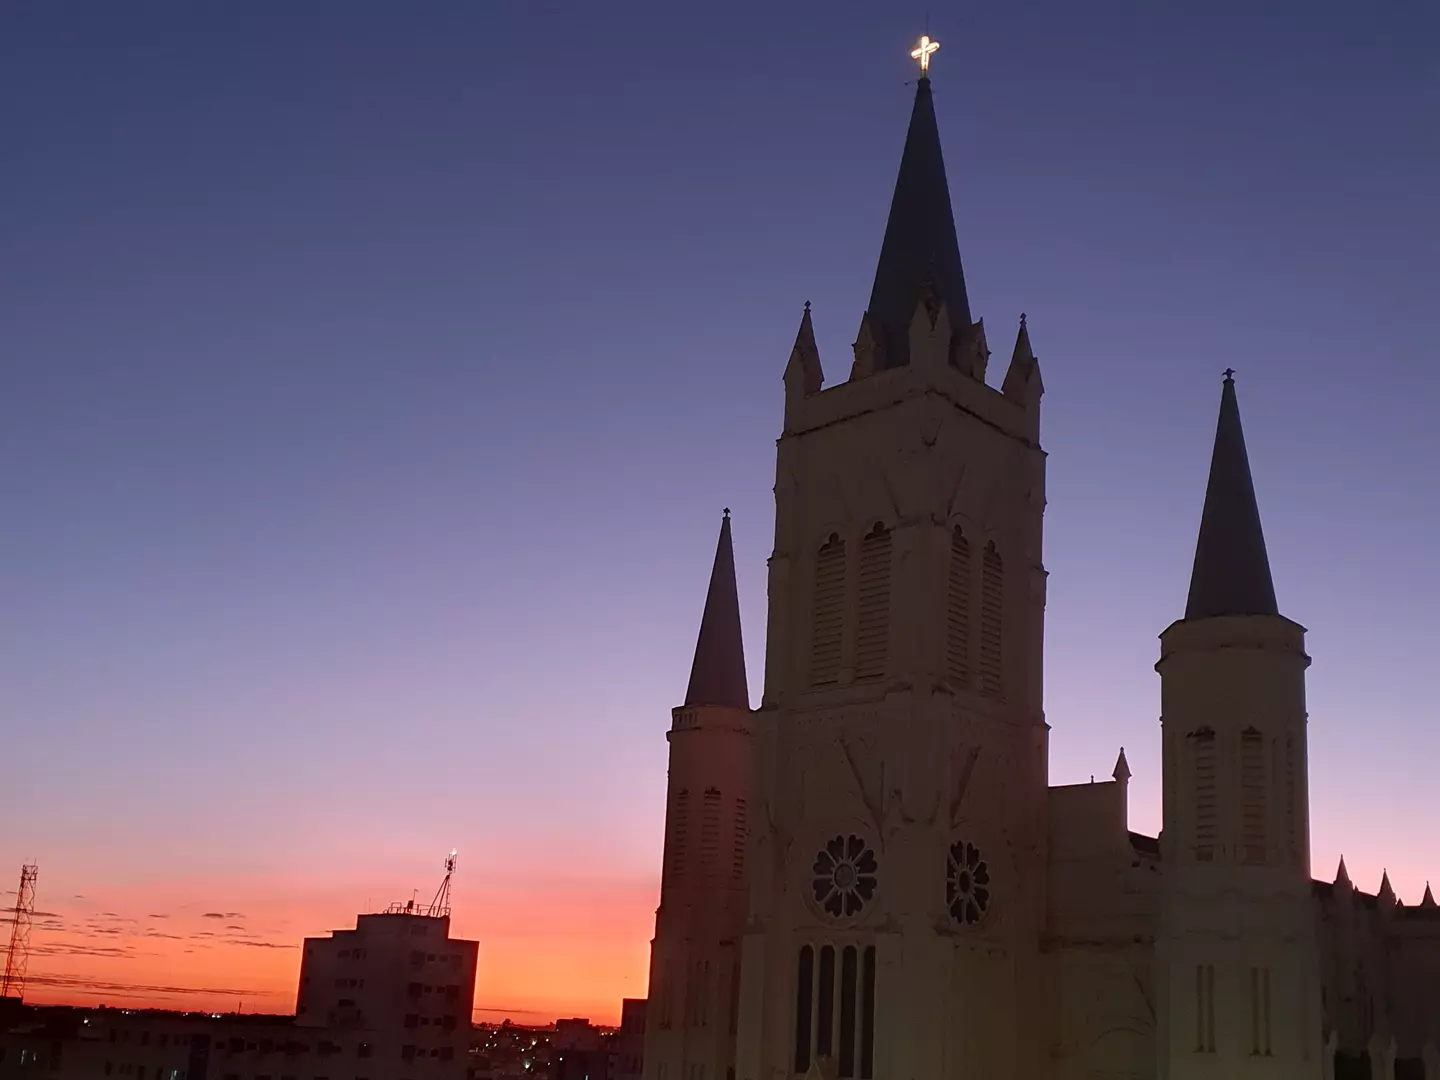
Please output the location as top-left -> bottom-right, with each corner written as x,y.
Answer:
1,864 -> 39,1000
427,851 -> 458,918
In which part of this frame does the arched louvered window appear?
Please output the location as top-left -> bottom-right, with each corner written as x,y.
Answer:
1240,728 -> 1266,865
1191,730 -> 1216,862
668,788 -> 689,882
979,542 -> 1004,698
855,523 -> 891,680
732,797 -> 747,882
810,534 -> 846,686
702,788 -> 721,876
1284,735 -> 1298,866
946,526 -> 972,687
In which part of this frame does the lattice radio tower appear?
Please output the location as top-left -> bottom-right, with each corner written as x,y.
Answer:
426,851 -> 457,917
1,864 -> 38,1000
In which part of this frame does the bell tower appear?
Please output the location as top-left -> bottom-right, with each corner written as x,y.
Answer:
1155,373 -> 1323,1078
735,42 -> 1049,1080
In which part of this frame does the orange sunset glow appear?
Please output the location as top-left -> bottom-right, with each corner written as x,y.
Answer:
16,870 -> 657,1026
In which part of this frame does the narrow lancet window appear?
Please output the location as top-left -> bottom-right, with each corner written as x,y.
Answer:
838,946 -> 858,1078
817,946 -> 835,1058
811,535 -> 846,686
1194,963 -> 1216,1052
979,541 -> 1004,698
855,523 -> 891,680
946,526 -> 971,686
860,946 -> 876,1079
729,956 -> 741,1035
794,946 -> 815,1073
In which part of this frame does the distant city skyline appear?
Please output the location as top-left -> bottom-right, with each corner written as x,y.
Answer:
3,2 -> 1438,1024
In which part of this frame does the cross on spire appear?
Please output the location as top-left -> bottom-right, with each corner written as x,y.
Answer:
911,35 -> 939,75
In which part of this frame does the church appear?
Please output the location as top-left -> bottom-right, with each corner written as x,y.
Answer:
640,40 -> 1440,1080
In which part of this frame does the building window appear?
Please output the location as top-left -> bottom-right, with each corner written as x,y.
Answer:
702,788 -> 721,877
1284,735 -> 1298,866
793,943 -> 874,1078
946,840 -> 991,925
1240,728 -> 1266,865
732,798 -> 747,882
1195,964 -> 1216,1053
854,523 -> 891,681
810,534 -> 846,686
838,946 -> 858,1078
860,946 -> 875,1079
811,835 -> 879,919
946,526 -> 971,687
794,945 -> 815,1074
729,956 -> 741,1036
668,789 -> 689,883
1249,967 -> 1272,1055
688,959 -> 710,1027
979,542 -> 1003,698
658,962 -> 673,1029
1191,729 -> 1217,861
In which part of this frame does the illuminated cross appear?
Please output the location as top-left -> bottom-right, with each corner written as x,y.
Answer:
911,35 -> 939,74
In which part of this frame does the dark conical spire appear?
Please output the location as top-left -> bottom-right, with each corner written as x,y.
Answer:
785,300 -> 823,395
684,510 -> 749,709
866,76 -> 971,368
1185,372 -> 1279,620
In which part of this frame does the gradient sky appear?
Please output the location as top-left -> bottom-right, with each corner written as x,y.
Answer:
3,1 -> 1438,1025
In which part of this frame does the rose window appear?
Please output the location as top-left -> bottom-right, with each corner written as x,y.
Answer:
811,834 -> 878,918
946,840 -> 991,925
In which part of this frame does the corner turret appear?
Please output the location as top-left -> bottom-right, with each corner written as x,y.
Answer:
1155,373 -> 1323,1078
1002,313 -> 1043,440
784,302 -> 824,431
645,512 -> 753,1080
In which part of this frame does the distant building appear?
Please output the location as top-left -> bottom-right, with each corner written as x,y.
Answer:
297,908 -> 479,1074
551,1018 -> 603,1052
0,904 -> 480,1079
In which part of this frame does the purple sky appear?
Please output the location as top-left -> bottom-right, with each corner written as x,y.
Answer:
3,1 -> 1438,1012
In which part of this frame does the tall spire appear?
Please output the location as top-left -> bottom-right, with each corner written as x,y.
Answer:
684,510 -> 749,709
865,74 -> 971,369
1184,372 -> 1279,620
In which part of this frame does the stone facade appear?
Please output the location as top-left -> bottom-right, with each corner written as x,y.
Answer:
643,68 -> 1437,1080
